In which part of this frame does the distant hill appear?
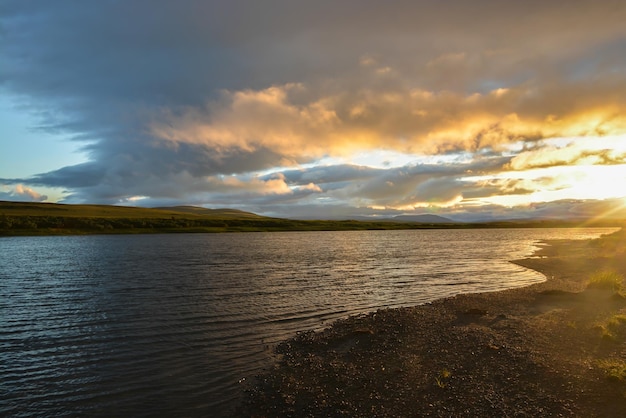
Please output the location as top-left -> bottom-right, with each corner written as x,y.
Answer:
0,201 -> 265,220
155,206 -> 264,219
344,214 -> 456,223
3,201 -> 620,237
0,201 -> 476,236
390,214 -> 455,223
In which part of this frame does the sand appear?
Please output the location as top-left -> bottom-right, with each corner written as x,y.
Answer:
237,228 -> 626,417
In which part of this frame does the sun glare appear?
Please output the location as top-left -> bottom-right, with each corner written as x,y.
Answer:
567,164 -> 626,199
467,161 -> 626,208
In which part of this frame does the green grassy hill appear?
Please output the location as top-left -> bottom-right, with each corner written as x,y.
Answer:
0,201 -> 287,235
0,201 -> 264,219
154,205 -> 264,219
0,201 -> 445,235
1,201 -> 623,236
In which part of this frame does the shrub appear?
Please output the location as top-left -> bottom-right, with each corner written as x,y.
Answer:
587,270 -> 624,292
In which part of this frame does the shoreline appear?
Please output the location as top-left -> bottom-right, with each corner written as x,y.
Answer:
237,229 -> 626,417
2,223 -> 619,237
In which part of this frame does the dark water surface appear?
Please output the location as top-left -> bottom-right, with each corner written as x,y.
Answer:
0,228 -> 615,416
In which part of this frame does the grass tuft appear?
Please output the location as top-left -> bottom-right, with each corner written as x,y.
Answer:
594,314 -> 626,343
597,359 -> 626,382
587,270 -> 624,292
606,314 -> 626,329
435,369 -> 451,388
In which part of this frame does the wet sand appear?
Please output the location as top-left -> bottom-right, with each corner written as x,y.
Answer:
238,228 -> 626,417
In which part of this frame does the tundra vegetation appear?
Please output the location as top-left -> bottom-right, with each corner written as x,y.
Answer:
1,201 -> 622,236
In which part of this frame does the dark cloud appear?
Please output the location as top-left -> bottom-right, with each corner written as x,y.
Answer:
274,164 -> 382,185
1,1 -> 626,218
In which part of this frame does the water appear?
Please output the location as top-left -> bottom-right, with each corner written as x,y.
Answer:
0,228 -> 615,416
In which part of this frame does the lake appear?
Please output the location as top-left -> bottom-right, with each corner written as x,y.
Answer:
0,228 -> 615,416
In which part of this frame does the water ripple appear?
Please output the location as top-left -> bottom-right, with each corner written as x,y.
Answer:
0,228 -> 615,416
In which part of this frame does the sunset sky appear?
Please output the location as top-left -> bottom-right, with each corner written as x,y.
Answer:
1,0 -> 626,221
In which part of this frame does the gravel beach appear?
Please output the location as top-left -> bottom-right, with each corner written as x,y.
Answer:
238,228 -> 626,417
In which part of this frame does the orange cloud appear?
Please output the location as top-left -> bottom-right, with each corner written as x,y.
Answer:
508,136 -> 626,170
151,78 -> 626,164
208,174 -> 292,195
201,173 -> 323,197
0,184 -> 48,202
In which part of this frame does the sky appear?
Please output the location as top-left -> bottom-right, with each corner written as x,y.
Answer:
1,0 -> 626,221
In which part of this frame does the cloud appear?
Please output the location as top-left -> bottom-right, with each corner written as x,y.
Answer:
441,198 -> 626,223
150,78 -> 626,164
1,1 -> 626,219
0,184 -> 48,202
253,155 -> 512,213
508,136 -> 626,170
524,198 -> 626,221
